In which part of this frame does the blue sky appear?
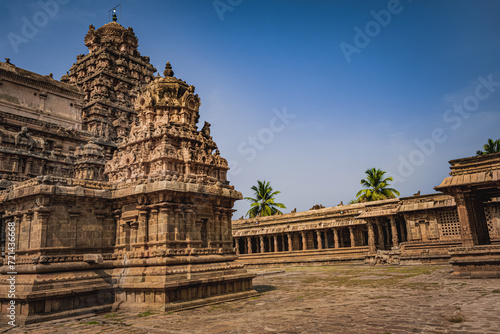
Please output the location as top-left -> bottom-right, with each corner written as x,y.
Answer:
1,0 -> 500,217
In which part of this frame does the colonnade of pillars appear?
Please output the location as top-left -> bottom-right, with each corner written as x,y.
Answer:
117,205 -> 234,251
234,225 -> 365,255
234,217 -> 408,255
366,216 -> 407,253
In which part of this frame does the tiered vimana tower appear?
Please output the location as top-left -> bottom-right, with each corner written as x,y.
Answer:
0,20 -> 255,325
106,62 -> 255,311
61,21 -> 156,144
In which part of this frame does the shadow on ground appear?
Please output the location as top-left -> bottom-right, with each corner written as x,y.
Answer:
253,285 -> 277,293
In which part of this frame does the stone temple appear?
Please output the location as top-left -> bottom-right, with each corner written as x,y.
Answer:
2,16 -> 500,328
0,21 -> 255,324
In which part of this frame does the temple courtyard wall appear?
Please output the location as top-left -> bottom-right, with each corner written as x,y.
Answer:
232,193 -> 500,269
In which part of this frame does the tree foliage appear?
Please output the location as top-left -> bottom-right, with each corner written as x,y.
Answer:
245,180 -> 286,218
476,138 -> 500,155
355,168 -> 400,202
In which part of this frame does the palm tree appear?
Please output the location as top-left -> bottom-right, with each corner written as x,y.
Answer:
244,180 -> 286,218
355,168 -> 400,202
476,138 -> 500,155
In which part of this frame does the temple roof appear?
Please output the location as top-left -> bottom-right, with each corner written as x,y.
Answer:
0,59 -> 82,97
435,153 -> 500,192
95,21 -> 127,36
84,22 -> 139,50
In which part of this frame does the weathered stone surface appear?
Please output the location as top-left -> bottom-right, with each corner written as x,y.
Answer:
0,21 -> 253,325
2,264 -> 500,334
233,193 -> 500,266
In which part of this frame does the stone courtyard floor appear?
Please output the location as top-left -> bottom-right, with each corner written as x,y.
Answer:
2,264 -> 500,334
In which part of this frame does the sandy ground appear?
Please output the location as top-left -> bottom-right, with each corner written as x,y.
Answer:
2,264 -> 500,334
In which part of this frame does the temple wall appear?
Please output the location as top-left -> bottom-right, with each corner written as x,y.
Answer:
403,211 -> 440,242
485,202 -> 500,241
232,195 -> 500,266
0,62 -> 83,130
0,61 -> 90,188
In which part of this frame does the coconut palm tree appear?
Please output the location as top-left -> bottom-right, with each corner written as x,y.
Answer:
245,180 -> 286,218
476,138 -> 500,155
355,168 -> 400,202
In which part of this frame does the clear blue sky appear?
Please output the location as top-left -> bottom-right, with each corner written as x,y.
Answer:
1,0 -> 500,217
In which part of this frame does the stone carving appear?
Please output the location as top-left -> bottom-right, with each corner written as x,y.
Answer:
201,121 -> 211,137
15,127 -> 36,150
104,62 -> 228,187
0,22 -> 254,326
62,22 -> 157,142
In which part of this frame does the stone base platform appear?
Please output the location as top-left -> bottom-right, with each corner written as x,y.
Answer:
365,241 -> 462,266
449,244 -> 500,278
0,255 -> 256,325
0,265 -> 115,325
113,259 -> 256,312
237,247 -> 369,268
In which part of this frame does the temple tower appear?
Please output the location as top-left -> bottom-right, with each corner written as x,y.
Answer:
61,22 -> 157,143
0,22 -> 255,324
105,62 -> 254,310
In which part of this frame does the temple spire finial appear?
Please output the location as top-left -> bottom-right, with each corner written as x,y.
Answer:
164,61 -> 174,77
108,4 -> 120,23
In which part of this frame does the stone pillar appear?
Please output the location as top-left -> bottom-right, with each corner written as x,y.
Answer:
114,212 -> 123,246
287,233 -> 293,251
247,236 -> 252,254
301,231 -> 307,250
316,230 -> 323,250
273,235 -> 278,252
349,226 -> 355,247
259,236 -> 265,253
376,220 -> 385,250
267,236 -> 272,252
13,214 -> 22,251
34,209 -> 50,249
333,228 -> 339,249
323,231 -> 329,249
234,237 -> 240,255
117,220 -> 126,246
281,234 -> 286,252
130,222 -> 138,244
158,207 -> 170,243
390,217 -> 399,247
225,212 -> 234,243
19,213 -> 30,250
25,159 -> 33,175
174,208 -> 181,241
367,221 -> 376,254
68,211 -> 79,248
214,210 -> 221,245
149,208 -> 159,242
384,222 -> 391,246
11,157 -> 19,173
455,192 -> 491,246
219,211 -> 228,242
400,218 -> 408,242
185,208 -> 194,243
